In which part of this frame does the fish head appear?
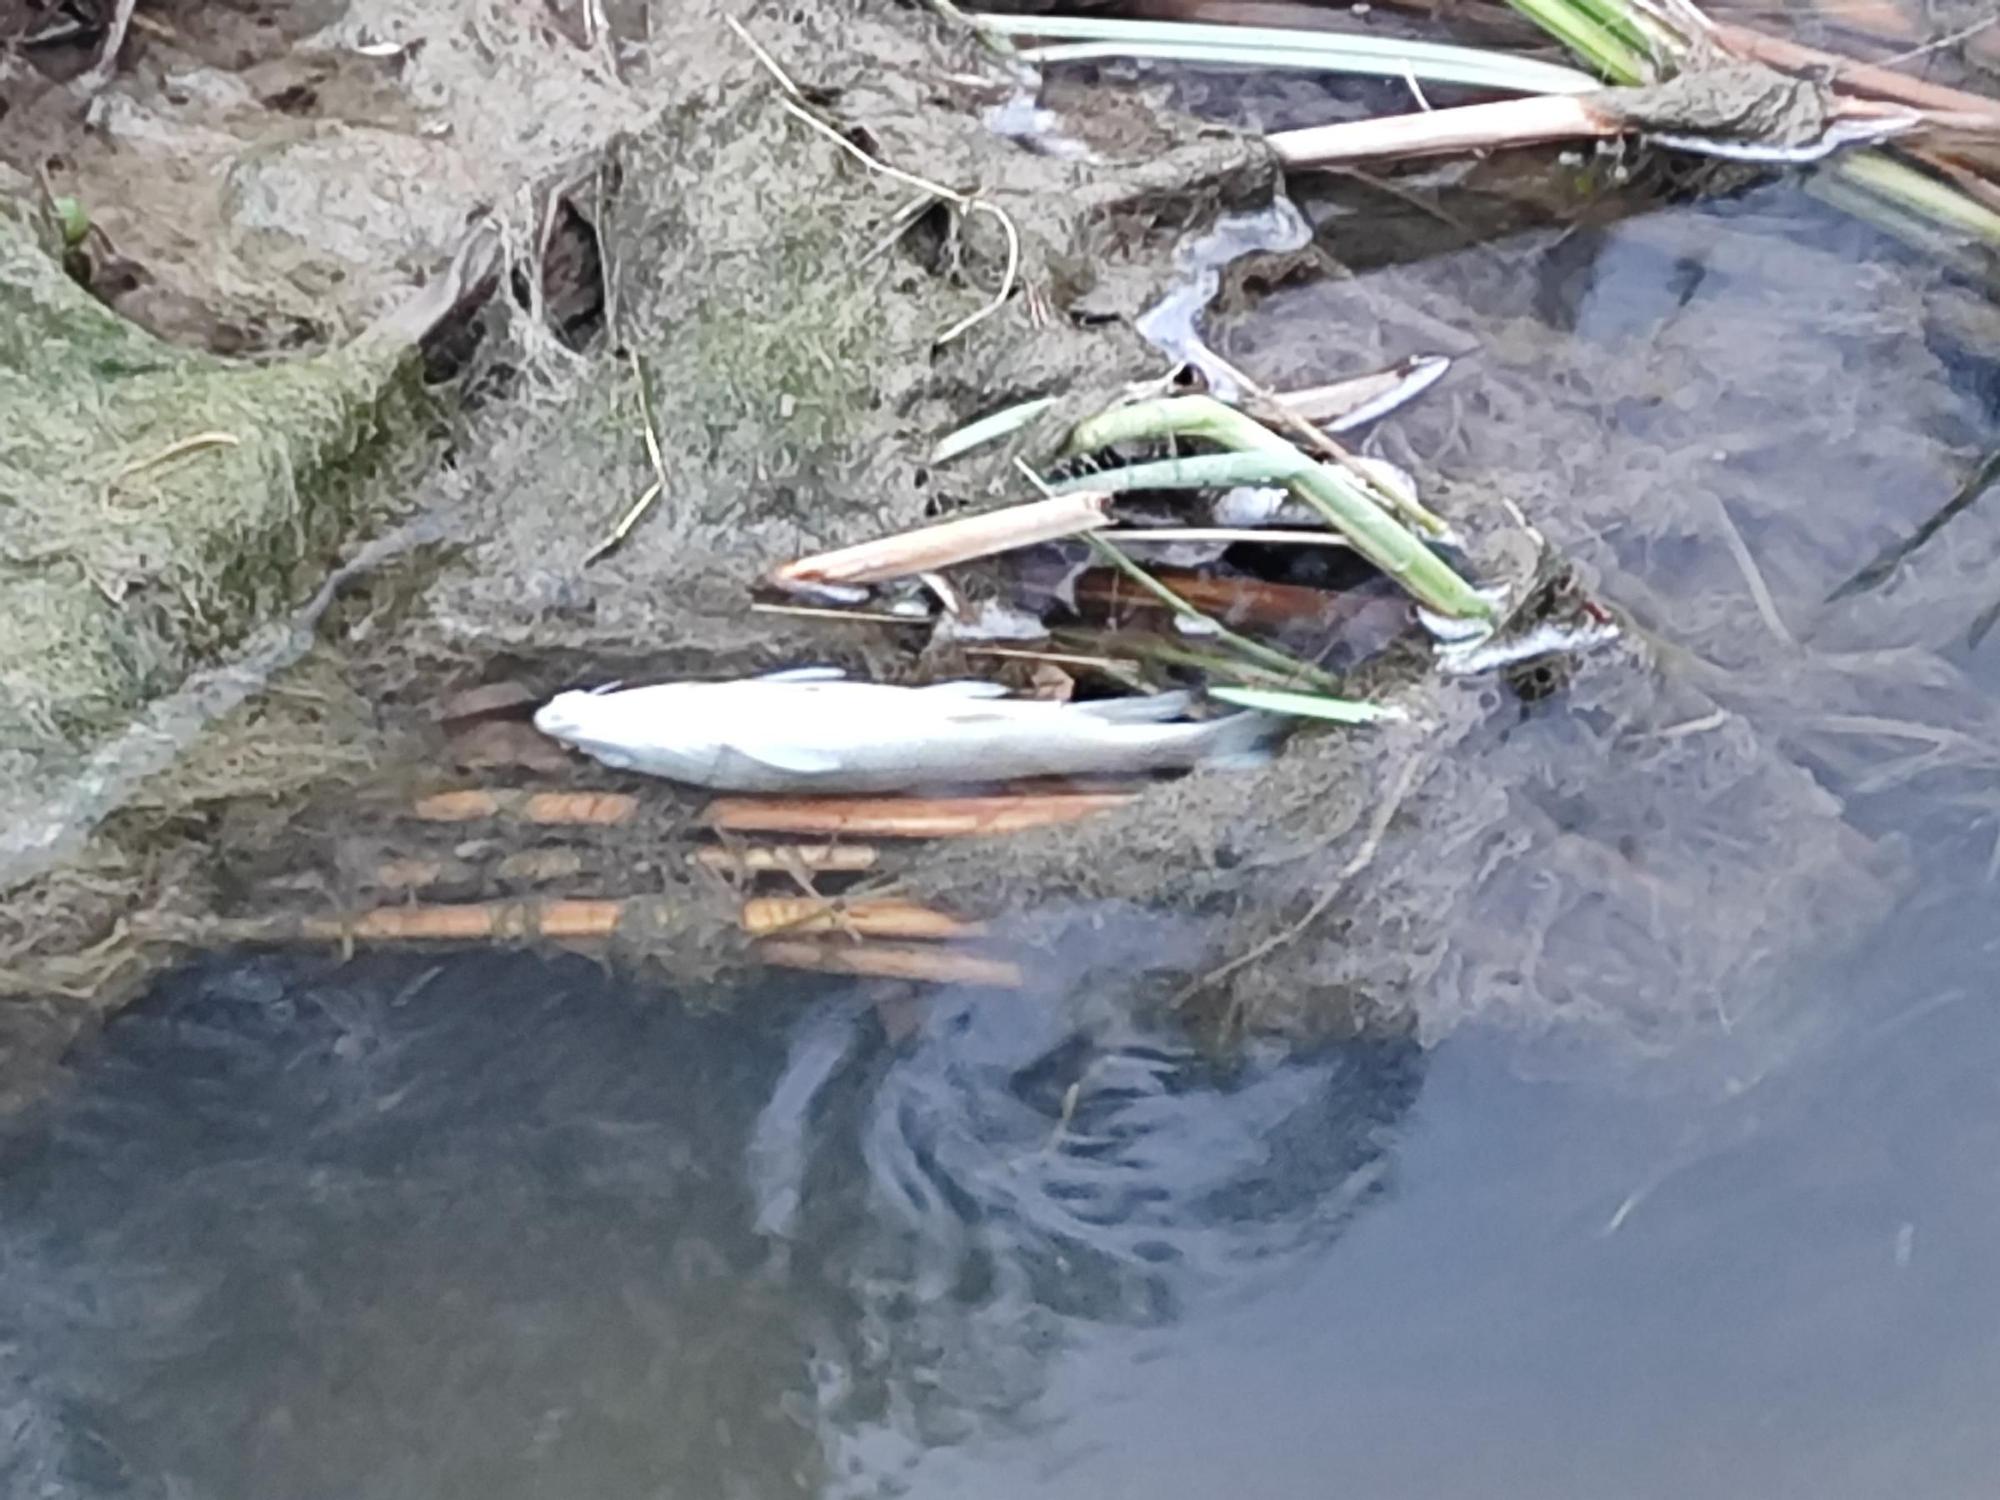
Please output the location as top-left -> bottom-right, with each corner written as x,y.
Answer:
534,685 -> 721,779
533,688 -> 610,745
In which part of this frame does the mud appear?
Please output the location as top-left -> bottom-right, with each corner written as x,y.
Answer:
0,1 -> 1318,1029
0,184 -> 443,868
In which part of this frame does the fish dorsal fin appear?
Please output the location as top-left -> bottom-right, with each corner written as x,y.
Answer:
918,680 -> 1010,699
1076,691 -> 1193,723
756,666 -> 847,684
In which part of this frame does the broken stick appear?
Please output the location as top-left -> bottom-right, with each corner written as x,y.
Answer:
768,491 -> 1112,593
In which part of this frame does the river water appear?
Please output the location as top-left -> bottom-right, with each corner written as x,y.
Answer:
4,177 -> 1998,1498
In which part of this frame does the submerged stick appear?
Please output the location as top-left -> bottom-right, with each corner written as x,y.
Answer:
694,844 -> 882,874
769,491 -> 1112,591
1078,562 -> 1365,634
1067,395 -> 1493,620
411,789 -> 642,824
755,939 -> 1023,987
1082,535 -> 1345,688
742,896 -> 986,939
174,899 -> 648,945
705,792 -> 1132,837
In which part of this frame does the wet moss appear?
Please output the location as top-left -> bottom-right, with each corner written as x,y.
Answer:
0,199 -> 431,809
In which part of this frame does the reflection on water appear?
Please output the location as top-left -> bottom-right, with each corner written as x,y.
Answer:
0,953 -> 1419,1499
6,181 -> 2000,1497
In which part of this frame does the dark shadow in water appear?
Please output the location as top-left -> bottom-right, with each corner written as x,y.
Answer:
0,949 -> 1422,1500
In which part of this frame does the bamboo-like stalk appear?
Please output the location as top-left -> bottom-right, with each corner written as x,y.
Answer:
768,492 -> 1113,592
1067,396 -> 1493,620
1504,0 -> 1652,81
705,792 -> 1132,837
693,843 -> 882,874
755,939 -> 1024,987
166,899 -> 649,945
1053,451 -> 1319,495
974,12 -> 1600,93
1709,21 -> 2000,127
1832,148 -> 2000,249
1506,0 -> 2000,255
411,789 -> 643,824
741,896 -> 986,939
1272,93 -> 1619,165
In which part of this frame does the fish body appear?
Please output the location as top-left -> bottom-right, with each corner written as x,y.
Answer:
533,670 -> 1277,793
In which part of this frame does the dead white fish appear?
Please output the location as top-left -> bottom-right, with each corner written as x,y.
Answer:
533,669 -> 1278,793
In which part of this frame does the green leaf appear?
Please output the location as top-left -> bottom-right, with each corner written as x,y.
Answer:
52,196 -> 90,249
1209,685 -> 1408,723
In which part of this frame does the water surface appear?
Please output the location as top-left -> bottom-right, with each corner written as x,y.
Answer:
5,180 -> 1998,1499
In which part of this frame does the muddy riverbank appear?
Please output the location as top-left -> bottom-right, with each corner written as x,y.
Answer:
3,0 -> 1982,1104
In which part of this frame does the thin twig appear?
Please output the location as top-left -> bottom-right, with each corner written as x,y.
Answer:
583,480 -> 664,565
1177,751 -> 1425,1003
630,348 -> 671,509
584,349 -> 673,564
1709,494 -> 1796,649
113,431 -> 241,482
728,15 -> 1021,345
1875,11 -> 2000,67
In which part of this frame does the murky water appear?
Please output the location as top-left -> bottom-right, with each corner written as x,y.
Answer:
5,181 -> 1999,1497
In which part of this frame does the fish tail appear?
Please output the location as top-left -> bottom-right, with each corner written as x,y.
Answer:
1193,711 -> 1287,769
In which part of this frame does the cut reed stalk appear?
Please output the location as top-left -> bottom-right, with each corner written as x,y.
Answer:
704,792 -> 1133,837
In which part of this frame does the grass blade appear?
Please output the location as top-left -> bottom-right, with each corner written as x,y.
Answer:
1208,684 -> 1408,723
